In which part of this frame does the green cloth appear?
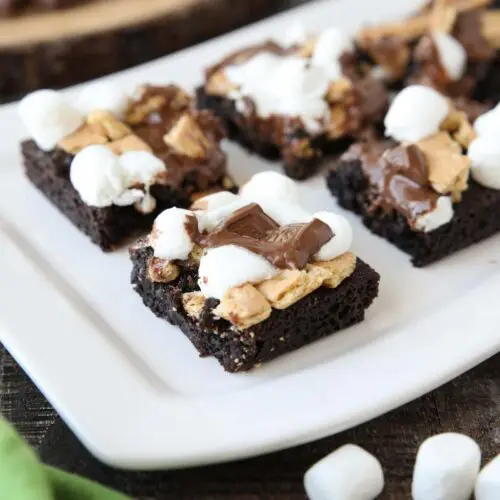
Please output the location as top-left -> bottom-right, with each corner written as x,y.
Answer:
0,417 -> 130,500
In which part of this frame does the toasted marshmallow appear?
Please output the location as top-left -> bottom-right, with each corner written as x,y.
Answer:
475,455 -> 500,500
312,28 -> 354,80
240,171 -> 300,204
70,145 -> 126,207
414,196 -> 454,232
76,81 -> 130,119
313,211 -> 353,260
150,208 -> 198,261
304,444 -> 384,500
468,137 -> 500,189
384,85 -> 449,143
198,245 -> 278,300
412,433 -> 481,500
433,32 -> 467,81
19,90 -> 84,151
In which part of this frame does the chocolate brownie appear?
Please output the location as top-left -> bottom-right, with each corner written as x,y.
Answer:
20,84 -> 234,251
197,39 -> 388,180
327,143 -> 500,267
130,245 -> 379,373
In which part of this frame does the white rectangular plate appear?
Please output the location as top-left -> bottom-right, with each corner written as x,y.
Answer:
0,0 -> 499,470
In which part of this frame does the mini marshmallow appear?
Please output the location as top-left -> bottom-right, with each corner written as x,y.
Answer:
193,191 -> 240,212
150,208 -> 198,261
119,150 -> 165,187
240,171 -> 300,204
468,137 -> 500,189
313,211 -> 353,261
257,199 -> 311,225
282,22 -> 309,48
226,53 -> 330,134
196,199 -> 251,232
76,81 -> 130,118
414,196 -> 454,232
475,454 -> 500,500
304,444 -> 384,500
412,433 -> 481,500
312,28 -> 354,80
198,245 -> 278,300
433,32 -> 467,81
474,103 -> 500,139
70,145 -> 126,207
19,89 -> 84,152
384,85 -> 450,143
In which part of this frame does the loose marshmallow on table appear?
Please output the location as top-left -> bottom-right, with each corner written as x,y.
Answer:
384,85 -> 450,143
312,28 -> 354,80
432,32 -> 467,82
304,444 -> 384,500
76,81 -> 130,119
475,454 -> 500,500
150,208 -> 198,261
412,433 -> 481,500
198,245 -> 278,300
313,211 -> 353,261
467,137 -> 500,189
414,196 -> 454,232
19,90 -> 84,152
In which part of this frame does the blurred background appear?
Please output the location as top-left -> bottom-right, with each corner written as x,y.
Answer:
0,0 -> 307,103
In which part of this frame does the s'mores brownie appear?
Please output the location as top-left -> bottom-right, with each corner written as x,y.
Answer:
327,84 -> 500,266
130,171 -> 380,372
19,82 -> 234,250
196,26 -> 389,180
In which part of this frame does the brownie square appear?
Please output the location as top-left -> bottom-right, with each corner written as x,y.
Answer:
22,140 -> 231,250
130,245 -> 380,372
327,153 -> 500,267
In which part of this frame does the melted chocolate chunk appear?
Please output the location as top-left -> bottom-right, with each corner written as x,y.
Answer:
345,142 -> 439,226
453,10 -> 495,62
194,203 -> 334,269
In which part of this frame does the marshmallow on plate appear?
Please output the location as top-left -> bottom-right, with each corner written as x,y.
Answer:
19,90 -> 84,152
412,433 -> 481,500
198,245 -> 279,300
313,211 -> 353,260
150,208 -> 198,261
304,444 -> 384,500
384,85 -> 449,143
432,32 -> 467,82
475,454 -> 500,500
76,81 -> 130,119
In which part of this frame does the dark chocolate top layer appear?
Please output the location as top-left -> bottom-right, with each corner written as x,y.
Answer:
188,203 -> 333,269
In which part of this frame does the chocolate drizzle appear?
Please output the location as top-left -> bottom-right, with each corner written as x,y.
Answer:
128,85 -> 226,190
346,141 -> 440,226
187,203 -> 333,269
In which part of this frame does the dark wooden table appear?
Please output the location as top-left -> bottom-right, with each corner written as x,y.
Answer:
1,346 -> 498,499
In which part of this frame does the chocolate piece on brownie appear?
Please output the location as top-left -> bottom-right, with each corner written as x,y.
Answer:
327,84 -> 500,266
130,172 -> 379,372
196,31 -> 389,180
356,0 -> 500,102
19,83 -> 234,251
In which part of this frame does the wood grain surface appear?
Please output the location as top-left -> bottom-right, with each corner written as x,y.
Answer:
0,346 -> 498,499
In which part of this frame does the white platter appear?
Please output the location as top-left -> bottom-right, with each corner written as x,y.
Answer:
0,0 -> 499,470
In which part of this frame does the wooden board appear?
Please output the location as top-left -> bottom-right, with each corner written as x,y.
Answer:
0,0 -> 287,102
